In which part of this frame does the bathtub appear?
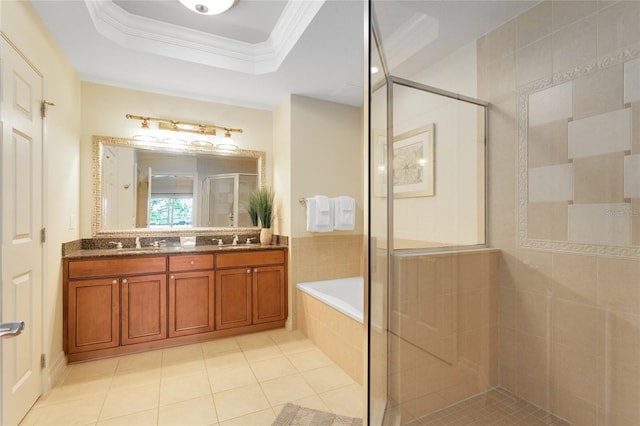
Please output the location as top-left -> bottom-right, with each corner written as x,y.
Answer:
296,276 -> 364,383
296,276 -> 364,323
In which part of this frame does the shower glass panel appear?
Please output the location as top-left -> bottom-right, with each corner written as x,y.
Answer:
369,4 -> 489,425
389,82 -> 485,250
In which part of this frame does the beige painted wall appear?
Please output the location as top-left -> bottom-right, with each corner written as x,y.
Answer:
290,95 -> 364,237
273,94 -> 364,328
80,82 -> 274,237
1,0 -> 82,391
272,96 -> 292,237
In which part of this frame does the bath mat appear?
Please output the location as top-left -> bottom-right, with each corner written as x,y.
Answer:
272,403 -> 363,426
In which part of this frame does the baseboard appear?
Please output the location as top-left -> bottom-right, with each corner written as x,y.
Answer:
48,351 -> 67,387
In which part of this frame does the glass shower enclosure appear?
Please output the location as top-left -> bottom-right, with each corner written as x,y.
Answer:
368,6 -> 490,425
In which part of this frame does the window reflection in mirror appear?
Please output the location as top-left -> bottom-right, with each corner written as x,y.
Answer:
93,136 -> 265,235
147,174 -> 195,228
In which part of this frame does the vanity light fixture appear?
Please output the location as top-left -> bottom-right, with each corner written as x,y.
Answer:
126,114 -> 243,148
216,130 -> 239,151
178,0 -> 239,15
132,117 -> 159,142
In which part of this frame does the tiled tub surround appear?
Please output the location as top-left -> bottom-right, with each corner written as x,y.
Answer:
479,1 -> 640,424
387,249 -> 499,422
289,234 -> 365,329
297,283 -> 364,384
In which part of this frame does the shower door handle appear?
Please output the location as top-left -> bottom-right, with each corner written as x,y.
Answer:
0,321 -> 25,339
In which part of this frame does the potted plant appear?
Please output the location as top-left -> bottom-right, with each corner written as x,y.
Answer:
248,186 -> 275,244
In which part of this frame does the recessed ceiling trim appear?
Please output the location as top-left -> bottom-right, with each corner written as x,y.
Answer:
84,0 -> 324,75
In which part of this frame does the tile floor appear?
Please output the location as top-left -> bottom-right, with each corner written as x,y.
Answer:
411,388 -> 571,426
21,329 -> 363,426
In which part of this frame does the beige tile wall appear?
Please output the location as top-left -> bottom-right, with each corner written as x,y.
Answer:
386,249 -> 499,423
289,234 -> 365,329
290,234 -> 365,383
479,1 -> 640,425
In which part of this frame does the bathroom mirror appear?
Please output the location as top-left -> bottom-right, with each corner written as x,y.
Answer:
93,135 -> 266,236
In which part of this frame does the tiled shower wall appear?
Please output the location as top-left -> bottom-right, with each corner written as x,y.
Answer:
479,1 -> 640,425
388,250 -> 499,422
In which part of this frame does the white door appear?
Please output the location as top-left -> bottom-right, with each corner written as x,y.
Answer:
1,36 -> 44,426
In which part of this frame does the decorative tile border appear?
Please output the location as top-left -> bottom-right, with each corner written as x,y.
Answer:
517,48 -> 640,258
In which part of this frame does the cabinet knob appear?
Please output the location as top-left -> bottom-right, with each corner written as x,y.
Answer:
112,279 -> 118,285
254,268 -> 258,273
170,275 -> 175,280
122,278 -> 128,284
190,260 -> 195,265
247,269 -> 251,274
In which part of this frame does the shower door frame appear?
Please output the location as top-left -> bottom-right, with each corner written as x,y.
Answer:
368,16 -> 490,424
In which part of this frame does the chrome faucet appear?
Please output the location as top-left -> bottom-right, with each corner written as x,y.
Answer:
109,241 -> 123,249
232,235 -> 239,245
213,238 -> 223,246
246,237 -> 255,244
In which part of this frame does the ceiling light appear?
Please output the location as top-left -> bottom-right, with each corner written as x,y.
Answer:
371,66 -> 379,74
178,0 -> 239,15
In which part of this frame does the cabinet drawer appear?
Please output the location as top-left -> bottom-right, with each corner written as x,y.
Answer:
169,254 -> 214,272
216,249 -> 285,269
68,256 -> 166,279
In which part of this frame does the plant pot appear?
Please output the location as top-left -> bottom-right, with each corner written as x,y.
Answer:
260,228 -> 273,245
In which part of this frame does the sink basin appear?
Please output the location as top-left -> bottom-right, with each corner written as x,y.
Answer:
115,247 -> 179,255
219,244 -> 254,250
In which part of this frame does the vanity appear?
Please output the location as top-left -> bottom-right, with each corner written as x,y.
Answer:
63,245 -> 287,362
64,135 -> 286,362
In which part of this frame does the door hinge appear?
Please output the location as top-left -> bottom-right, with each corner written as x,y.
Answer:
40,353 -> 47,369
40,100 -> 55,118
40,227 -> 46,243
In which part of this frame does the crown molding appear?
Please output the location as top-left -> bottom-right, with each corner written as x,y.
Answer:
84,0 -> 324,74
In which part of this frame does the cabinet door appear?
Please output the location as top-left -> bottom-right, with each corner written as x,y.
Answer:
169,271 -> 215,337
121,274 -> 167,345
215,268 -> 252,330
252,265 -> 286,324
68,278 -> 120,353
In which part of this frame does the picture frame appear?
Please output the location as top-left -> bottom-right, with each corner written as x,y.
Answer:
374,124 -> 435,198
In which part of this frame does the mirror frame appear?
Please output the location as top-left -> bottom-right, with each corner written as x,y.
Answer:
92,135 -> 266,236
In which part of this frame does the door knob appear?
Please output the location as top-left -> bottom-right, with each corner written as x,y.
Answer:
0,321 -> 25,339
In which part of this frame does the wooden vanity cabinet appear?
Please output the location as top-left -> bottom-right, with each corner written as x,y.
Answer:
121,274 -> 167,345
64,248 -> 287,362
65,256 -> 166,354
253,265 -> 287,324
67,278 -> 120,353
216,250 -> 287,329
168,254 -> 215,337
215,267 -> 252,330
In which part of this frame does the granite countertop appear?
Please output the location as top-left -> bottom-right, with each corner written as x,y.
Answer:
63,243 -> 288,259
